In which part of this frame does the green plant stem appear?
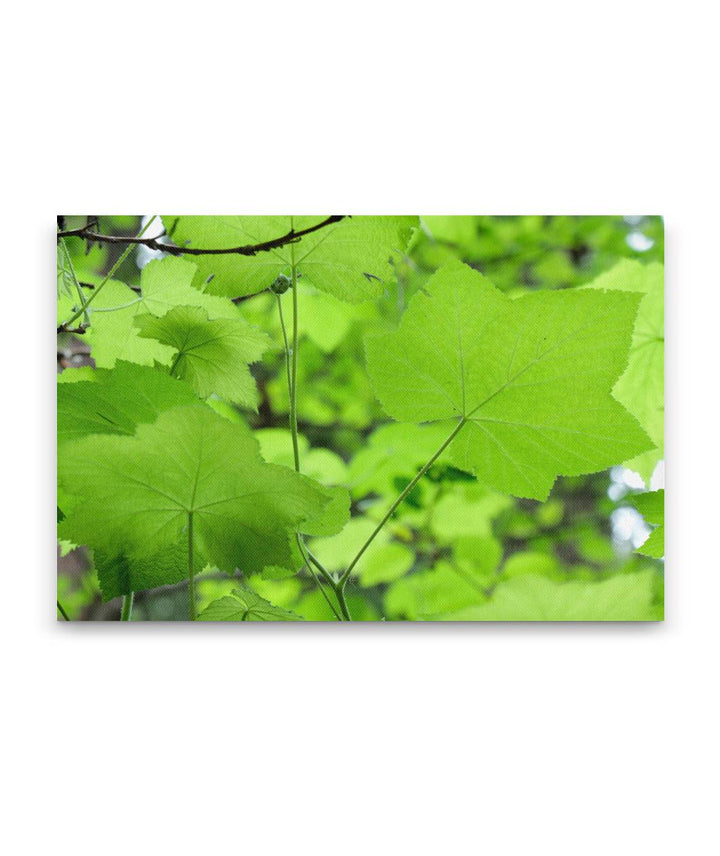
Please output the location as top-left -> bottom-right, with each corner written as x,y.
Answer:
276,293 -> 294,410
275,242 -> 345,620
59,215 -> 158,330
303,543 -> 351,622
120,592 -> 134,621
332,581 -> 353,621
289,240 -> 301,472
187,511 -> 196,620
296,536 -> 343,620
57,599 -> 70,621
91,298 -> 143,312
58,236 -> 90,326
339,417 -> 468,588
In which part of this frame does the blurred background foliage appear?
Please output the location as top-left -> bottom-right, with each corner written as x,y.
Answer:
58,215 -> 664,620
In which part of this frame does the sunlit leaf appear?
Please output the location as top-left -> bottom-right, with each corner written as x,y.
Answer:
59,405 -> 335,593
586,260 -> 664,481
435,571 -> 658,621
630,489 -> 664,558
164,215 -> 417,302
135,305 -> 269,408
197,588 -> 303,621
366,260 -> 653,499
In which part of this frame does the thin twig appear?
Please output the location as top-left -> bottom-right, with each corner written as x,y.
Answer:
58,215 -> 347,257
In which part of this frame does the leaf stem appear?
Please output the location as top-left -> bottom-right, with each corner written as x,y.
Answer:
332,580 -> 353,621
289,238 -> 301,472
121,592 -> 134,621
296,536 -> 343,621
274,236 -> 345,620
57,599 -> 70,621
338,417 -> 468,587
187,511 -> 196,620
276,293 -> 294,417
58,215 -> 158,331
304,544 -> 351,622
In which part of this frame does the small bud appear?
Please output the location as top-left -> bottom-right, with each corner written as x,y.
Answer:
270,274 -> 292,295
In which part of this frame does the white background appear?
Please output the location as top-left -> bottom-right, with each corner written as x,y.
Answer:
2,2 -> 718,854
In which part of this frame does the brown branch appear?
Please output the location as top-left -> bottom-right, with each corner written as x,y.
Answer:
57,324 -> 88,335
57,215 -> 347,257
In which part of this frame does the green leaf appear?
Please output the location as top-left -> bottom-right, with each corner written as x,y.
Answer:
358,542 -> 415,587
58,405 -> 335,593
163,216 -> 417,302
197,588 -> 303,621
93,544 -> 188,602
310,517 -> 390,571
347,422 -> 452,498
430,484 -> 513,540
452,535 -> 503,586
365,260 -> 653,500
255,428 -> 348,485
251,428 -> 350,536
57,361 -> 198,445
83,257 -> 246,368
135,305 -> 269,408
630,489 -> 664,558
255,428 -> 310,465
435,571 -> 658,621
586,261 -> 664,481
385,560 -> 488,619
299,485 -> 350,537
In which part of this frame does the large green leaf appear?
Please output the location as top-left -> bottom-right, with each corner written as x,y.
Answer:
58,405 -> 334,587
83,257 -> 245,367
163,216 -> 417,302
197,588 -> 303,621
586,260 -> 664,481
434,571 -> 658,621
135,305 -> 269,408
365,260 -> 653,500
57,361 -> 198,445
630,489 -> 664,558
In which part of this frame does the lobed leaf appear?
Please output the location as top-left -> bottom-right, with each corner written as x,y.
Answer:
59,405 -> 336,594
57,361 -> 198,445
163,216 -> 418,302
197,588 -> 303,621
135,305 -> 269,408
586,260 -> 664,481
366,260 -> 654,500
434,571 -> 658,621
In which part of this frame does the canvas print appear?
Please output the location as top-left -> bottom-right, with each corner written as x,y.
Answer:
57,216 -> 664,621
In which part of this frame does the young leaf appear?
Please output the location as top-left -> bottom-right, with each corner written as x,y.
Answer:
197,588 -> 303,621
57,361 -> 198,445
83,256 -> 247,367
630,489 -> 664,558
163,216 -> 418,302
134,305 -> 269,408
365,260 -> 653,500
586,260 -> 664,481
58,405 -> 335,585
